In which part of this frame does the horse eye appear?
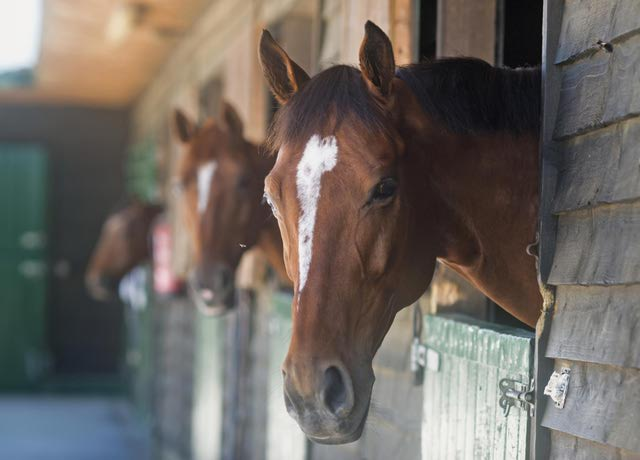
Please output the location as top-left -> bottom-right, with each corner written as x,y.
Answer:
263,192 -> 280,219
370,178 -> 397,203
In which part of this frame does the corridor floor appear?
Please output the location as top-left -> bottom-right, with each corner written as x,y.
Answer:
0,396 -> 150,460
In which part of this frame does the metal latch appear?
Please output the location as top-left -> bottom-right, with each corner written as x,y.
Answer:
499,378 -> 535,417
544,367 -> 571,409
411,338 -> 427,385
411,338 -> 440,383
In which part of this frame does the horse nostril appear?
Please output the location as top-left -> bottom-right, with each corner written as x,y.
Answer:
322,365 -> 353,417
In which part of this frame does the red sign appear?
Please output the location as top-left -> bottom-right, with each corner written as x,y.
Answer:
152,218 -> 183,295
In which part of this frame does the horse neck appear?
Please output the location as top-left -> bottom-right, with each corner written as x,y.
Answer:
421,129 -> 541,326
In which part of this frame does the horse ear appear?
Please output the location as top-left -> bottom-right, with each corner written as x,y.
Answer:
359,21 -> 396,99
220,101 -> 244,138
173,109 -> 195,143
259,29 -> 310,104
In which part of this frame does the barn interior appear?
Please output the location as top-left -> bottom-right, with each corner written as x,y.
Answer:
2,1 -> 601,459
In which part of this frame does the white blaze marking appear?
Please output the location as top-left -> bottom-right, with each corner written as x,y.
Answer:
296,135 -> 338,299
197,161 -> 217,215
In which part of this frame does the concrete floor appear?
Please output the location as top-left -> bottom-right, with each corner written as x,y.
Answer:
0,396 -> 150,460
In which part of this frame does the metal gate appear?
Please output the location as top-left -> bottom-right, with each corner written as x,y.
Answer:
421,314 -> 534,459
0,144 -> 50,390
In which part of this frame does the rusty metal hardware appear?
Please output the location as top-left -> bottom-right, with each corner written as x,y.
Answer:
499,377 -> 535,417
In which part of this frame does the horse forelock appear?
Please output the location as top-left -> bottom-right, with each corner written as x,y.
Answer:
266,65 -> 393,154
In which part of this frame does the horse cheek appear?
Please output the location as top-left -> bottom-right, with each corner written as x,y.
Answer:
365,224 -> 394,279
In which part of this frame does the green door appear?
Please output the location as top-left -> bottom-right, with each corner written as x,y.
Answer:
0,145 -> 50,390
267,290 -> 308,460
421,314 -> 534,459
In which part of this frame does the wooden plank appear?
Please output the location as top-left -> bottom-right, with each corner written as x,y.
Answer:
436,0 -> 496,64
553,116 -> 640,213
554,33 -> 640,139
548,202 -> 640,285
556,0 -> 640,64
546,285 -> 640,368
550,431 -> 640,460
541,360 -> 640,453
392,0 -> 418,65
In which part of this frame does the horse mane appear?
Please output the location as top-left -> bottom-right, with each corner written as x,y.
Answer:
396,58 -> 541,135
266,58 -> 540,151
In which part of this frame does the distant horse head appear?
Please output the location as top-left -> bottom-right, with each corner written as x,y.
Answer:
174,102 -> 287,313
259,22 -> 541,443
86,201 -> 163,300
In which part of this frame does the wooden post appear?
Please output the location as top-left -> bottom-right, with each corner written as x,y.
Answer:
436,0 -> 497,63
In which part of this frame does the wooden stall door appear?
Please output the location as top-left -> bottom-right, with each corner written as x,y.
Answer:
421,315 -> 534,459
0,145 -> 49,390
266,290 -> 309,460
537,1 -> 640,458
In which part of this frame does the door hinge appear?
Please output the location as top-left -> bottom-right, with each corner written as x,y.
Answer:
544,367 -> 570,409
499,377 -> 535,417
411,339 -> 440,385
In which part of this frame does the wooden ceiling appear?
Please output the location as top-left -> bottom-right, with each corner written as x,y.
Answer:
0,0 -> 210,107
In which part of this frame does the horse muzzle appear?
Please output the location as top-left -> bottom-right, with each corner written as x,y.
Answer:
187,264 -> 235,315
282,358 -> 373,444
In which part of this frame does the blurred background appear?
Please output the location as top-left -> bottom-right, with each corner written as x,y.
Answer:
0,1 -> 541,459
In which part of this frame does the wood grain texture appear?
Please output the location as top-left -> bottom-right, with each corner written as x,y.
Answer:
546,285 -> 640,368
553,116 -> 640,213
556,0 -> 640,64
541,360 -> 640,453
436,0 -> 496,64
554,33 -> 640,139
0,0 -> 211,107
550,431 -> 640,460
548,202 -> 640,285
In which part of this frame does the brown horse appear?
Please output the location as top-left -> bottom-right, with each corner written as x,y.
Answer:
259,22 -> 541,443
173,102 -> 288,312
86,201 -> 163,300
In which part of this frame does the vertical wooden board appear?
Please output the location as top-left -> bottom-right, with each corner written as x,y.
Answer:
474,333 -> 493,460
266,291 -> 307,460
464,351 -> 478,459
436,0 -> 496,63
392,0 -> 417,65
191,313 -> 225,460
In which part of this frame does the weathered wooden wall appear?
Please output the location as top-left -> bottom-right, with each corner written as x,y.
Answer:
539,0 -> 640,458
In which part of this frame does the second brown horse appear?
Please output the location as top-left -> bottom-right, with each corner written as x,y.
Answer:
174,102 -> 289,312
